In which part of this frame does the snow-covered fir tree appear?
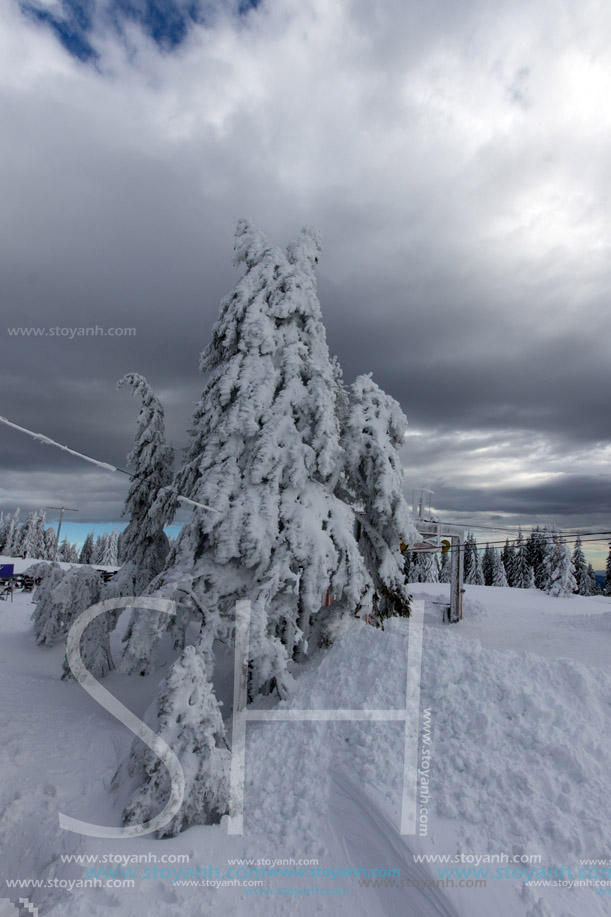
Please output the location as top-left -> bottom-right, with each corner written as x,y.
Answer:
526,527 -> 548,589
20,510 -> 47,559
541,531 -> 577,597
491,550 -> 508,587
439,550 -> 451,583
122,222 -> 383,687
341,373 -> 416,623
572,536 -> 591,596
463,533 -> 484,585
44,526 -> 57,560
586,562 -> 601,595
111,373 -> 174,598
605,544 -> 611,596
481,544 -> 495,586
60,569 -> 112,680
100,529 -> 119,566
92,534 -> 106,565
502,538 -> 517,587
513,529 -> 535,589
411,551 -> 439,583
79,532 -> 95,565
3,509 -> 20,556
120,221 -> 420,834
121,644 -> 230,837
31,566 -> 70,645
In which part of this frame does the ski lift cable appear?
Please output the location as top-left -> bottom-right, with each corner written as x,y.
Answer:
0,415 -> 220,514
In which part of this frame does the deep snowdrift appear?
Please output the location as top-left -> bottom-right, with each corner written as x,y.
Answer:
1,571 -> 610,916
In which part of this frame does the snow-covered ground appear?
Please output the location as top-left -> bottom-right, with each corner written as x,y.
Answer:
1,562 -> 611,917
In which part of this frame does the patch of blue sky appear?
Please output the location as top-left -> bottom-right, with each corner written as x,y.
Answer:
19,0 -> 261,62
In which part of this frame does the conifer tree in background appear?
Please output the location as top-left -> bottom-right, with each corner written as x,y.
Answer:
101,528 -> 119,566
571,536 -> 591,596
3,509 -> 20,555
585,562 -> 601,595
513,529 -> 535,589
464,533 -> 483,585
18,511 -> 39,558
604,543 -> 611,596
439,550 -> 451,584
526,527 -> 548,589
403,549 -> 413,582
502,538 -> 517,587
482,544 -> 495,586
541,531 -> 577,597
411,552 -> 439,583
463,534 -> 475,583
492,550 -> 508,587
44,526 -> 57,561
92,534 -> 104,564
79,532 -> 95,565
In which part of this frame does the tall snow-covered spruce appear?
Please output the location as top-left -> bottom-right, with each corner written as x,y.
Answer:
342,375 -> 417,621
114,373 -> 175,595
120,221 -> 417,835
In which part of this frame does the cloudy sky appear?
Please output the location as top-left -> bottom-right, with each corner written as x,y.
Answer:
1,0 -> 611,561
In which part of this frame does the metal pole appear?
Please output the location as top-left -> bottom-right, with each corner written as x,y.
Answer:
449,533 -> 464,623
55,507 -> 65,562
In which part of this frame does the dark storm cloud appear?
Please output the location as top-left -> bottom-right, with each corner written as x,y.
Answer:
2,0 -> 611,528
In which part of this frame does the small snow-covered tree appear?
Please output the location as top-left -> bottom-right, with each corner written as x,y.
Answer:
59,569 -> 113,680
513,529 -> 534,589
44,527 -> 57,560
121,644 -> 230,837
605,544 -> 611,596
411,551 -> 439,583
526,527 -> 548,589
58,537 -> 71,562
481,544 -> 495,586
464,534 -> 483,585
92,534 -> 106,565
502,538 -> 517,587
33,566 -> 104,652
439,550 -> 451,583
341,373 -> 416,622
31,566 -> 69,645
491,550 -> 508,587
541,531 -> 576,597
586,562 -> 601,595
33,510 -> 47,559
79,532 -> 95,565
572,536 -> 590,596
18,511 -> 39,558
100,529 -> 119,566
3,509 -> 21,556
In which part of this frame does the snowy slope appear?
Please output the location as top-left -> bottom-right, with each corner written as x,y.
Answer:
1,568 -> 610,917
